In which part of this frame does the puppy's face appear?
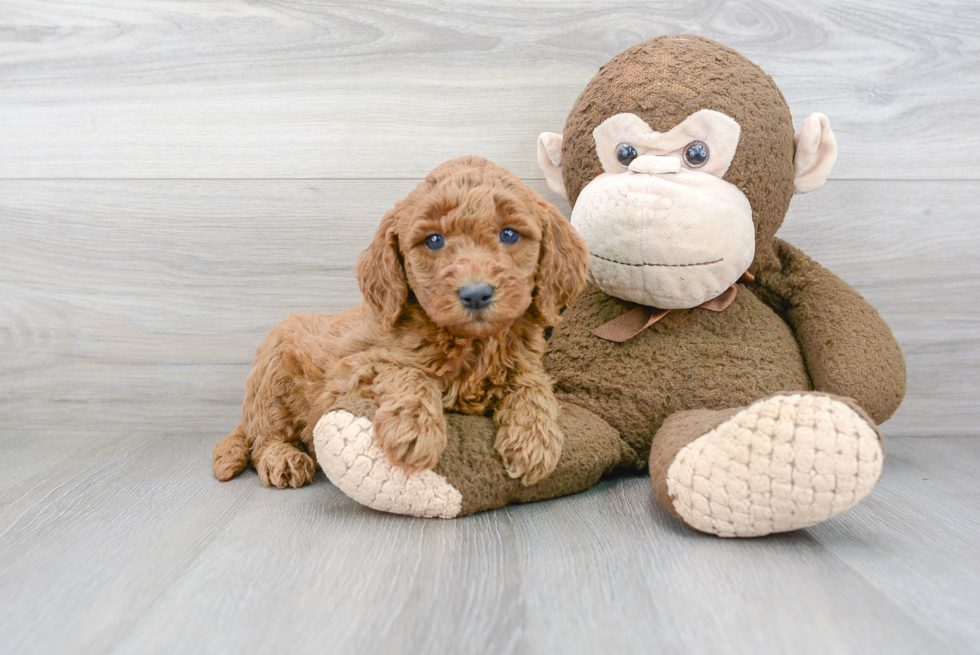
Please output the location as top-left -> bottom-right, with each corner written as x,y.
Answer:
356,157 -> 590,338
402,188 -> 541,338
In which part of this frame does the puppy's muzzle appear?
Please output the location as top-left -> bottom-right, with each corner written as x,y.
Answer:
458,282 -> 495,311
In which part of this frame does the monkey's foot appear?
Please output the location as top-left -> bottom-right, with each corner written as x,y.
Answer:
313,411 -> 463,518
652,393 -> 884,538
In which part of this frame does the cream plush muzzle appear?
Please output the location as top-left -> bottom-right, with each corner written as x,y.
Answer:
571,168 -> 754,309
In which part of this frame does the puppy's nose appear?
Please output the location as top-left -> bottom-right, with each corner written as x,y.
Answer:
459,282 -> 495,310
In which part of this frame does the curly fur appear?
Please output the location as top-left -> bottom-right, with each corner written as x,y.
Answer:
213,156 -> 589,487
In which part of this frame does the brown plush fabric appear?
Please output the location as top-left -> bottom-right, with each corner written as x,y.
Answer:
545,283 -> 812,463
433,402 -> 634,516
753,240 -> 907,423
561,34 -> 796,275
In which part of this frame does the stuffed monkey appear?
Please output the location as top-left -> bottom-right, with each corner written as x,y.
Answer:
312,35 -> 906,537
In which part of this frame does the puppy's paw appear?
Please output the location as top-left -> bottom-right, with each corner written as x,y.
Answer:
373,402 -> 447,473
496,416 -> 563,486
255,442 -> 316,489
213,432 -> 249,482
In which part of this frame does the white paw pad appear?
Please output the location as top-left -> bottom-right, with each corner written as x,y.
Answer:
665,394 -> 884,537
313,411 -> 462,519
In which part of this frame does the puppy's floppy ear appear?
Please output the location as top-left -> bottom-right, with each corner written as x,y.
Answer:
533,201 -> 589,325
356,202 -> 408,328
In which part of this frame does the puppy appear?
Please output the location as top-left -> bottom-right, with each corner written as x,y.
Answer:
213,156 -> 589,488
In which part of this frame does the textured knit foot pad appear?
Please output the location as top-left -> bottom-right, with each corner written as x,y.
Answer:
313,411 -> 462,518
665,394 -> 883,538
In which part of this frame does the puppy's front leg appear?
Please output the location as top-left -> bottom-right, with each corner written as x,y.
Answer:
494,370 -> 563,486
372,367 -> 447,472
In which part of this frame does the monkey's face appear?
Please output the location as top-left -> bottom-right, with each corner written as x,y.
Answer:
570,110 -> 754,309
538,35 -> 836,302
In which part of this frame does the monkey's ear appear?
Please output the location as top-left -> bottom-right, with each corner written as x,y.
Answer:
793,113 -> 837,194
537,132 -> 568,199
355,204 -> 408,328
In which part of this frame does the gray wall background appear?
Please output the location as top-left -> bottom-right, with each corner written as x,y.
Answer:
1,0 -> 977,437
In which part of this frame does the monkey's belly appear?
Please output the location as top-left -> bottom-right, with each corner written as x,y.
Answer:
544,285 -> 811,462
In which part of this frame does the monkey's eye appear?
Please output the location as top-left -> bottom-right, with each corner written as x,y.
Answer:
424,233 -> 445,250
683,141 -> 709,168
616,143 -> 638,167
499,228 -> 520,245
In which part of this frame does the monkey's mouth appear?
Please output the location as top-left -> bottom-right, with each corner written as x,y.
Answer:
590,252 -> 724,268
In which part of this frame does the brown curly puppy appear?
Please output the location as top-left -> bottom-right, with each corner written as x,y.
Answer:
213,156 -> 589,488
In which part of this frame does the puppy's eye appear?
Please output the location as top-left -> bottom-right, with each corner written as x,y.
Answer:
499,228 -> 520,245
683,141 -> 709,168
616,143 -> 638,167
424,233 -> 445,250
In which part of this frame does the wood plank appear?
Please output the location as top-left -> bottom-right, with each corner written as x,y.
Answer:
0,433 -> 971,654
0,430 -> 132,507
809,437 -> 980,652
0,431 -> 264,655
1,179 -> 975,436
1,0 -> 978,180
0,178 -> 393,436
0,431 -> 525,655
506,471 -> 947,654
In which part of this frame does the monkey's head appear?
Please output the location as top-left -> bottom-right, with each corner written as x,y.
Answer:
537,35 -> 837,309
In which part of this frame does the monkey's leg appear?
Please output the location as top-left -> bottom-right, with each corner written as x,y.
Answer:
312,400 -> 635,518
650,392 -> 884,538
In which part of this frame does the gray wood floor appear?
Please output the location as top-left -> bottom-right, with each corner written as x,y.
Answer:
0,433 -> 977,655
3,1 -> 980,654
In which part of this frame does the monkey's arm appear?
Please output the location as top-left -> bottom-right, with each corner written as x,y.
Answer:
753,238 -> 906,424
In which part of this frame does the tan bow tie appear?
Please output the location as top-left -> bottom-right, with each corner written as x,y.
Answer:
592,271 -> 755,343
